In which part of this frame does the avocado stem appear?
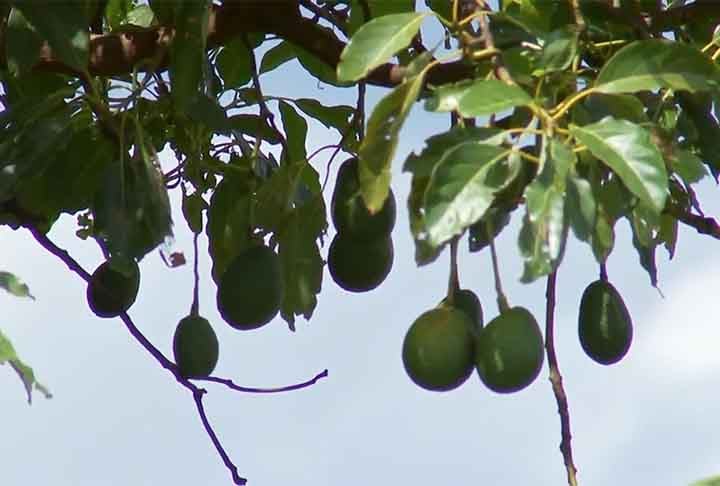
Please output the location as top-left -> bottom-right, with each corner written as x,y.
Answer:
446,236 -> 461,304
190,230 -> 201,317
599,263 -> 608,282
488,224 -> 510,313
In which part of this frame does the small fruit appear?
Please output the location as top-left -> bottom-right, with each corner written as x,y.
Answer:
441,288 -> 483,333
402,307 -> 476,392
578,280 -> 633,365
86,257 -> 140,318
331,158 -> 396,239
475,307 -> 544,394
328,233 -> 393,293
216,244 -> 283,330
173,315 -> 219,379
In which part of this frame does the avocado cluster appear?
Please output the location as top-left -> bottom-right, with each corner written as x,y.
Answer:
328,158 -> 395,293
216,244 -> 283,331
403,289 -> 545,394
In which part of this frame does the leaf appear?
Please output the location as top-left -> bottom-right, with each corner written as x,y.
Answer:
217,38 -> 252,89
468,207 -> 512,253
595,39 -> 720,94
0,328 -> 51,404
358,54 -> 430,212
206,171 -> 255,284
124,5 -> 155,28
293,99 -> 353,133
423,144 -> 510,247
591,208 -> 615,264
227,114 -> 283,145
347,0 -> 415,35
92,153 -> 173,261
182,191 -> 206,234
105,0 -> 132,31
566,172 -> 596,242
170,1 -> 211,110
277,198 -> 326,331
658,212 -> 678,259
534,26 -> 579,75
278,101 -> 308,164
186,93 -> 229,132
259,41 -> 296,74
11,1 -> 89,73
5,8 -> 44,76
337,12 -> 428,82
0,271 -> 34,300
691,475 -> 720,486
671,149 -> 708,185
518,138 -> 573,282
570,117 -> 668,214
425,79 -> 532,117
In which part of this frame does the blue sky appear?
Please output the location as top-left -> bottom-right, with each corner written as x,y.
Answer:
3,13 -> 720,486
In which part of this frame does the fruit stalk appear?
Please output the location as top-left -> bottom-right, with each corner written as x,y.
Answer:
545,271 -> 579,486
447,236 -> 460,304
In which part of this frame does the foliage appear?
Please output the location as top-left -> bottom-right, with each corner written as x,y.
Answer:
2,0 -> 720,484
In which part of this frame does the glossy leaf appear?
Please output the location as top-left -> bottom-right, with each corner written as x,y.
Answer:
293,99 -> 353,133
595,40 -> 720,94
518,138 -> 573,282
337,12 -> 428,82
358,56 -> 428,212
0,328 -> 51,404
671,149 -> 708,185
570,117 -> 668,214
534,27 -> 579,75
425,79 -> 532,117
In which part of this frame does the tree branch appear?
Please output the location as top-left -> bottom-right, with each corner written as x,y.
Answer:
545,270 -> 578,486
27,225 -> 329,485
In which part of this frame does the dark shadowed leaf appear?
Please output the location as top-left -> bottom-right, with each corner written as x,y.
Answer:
217,39 -> 252,88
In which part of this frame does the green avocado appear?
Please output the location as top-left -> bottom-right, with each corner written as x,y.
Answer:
328,233 -> 393,293
173,315 -> 219,379
475,307 -> 544,394
578,280 -> 633,365
86,257 -> 140,318
216,244 -> 283,330
402,307 -> 476,392
331,158 -> 396,239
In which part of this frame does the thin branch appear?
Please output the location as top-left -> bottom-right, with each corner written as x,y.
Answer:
667,204 -> 720,240
27,225 -> 328,486
198,369 -> 329,394
545,271 -> 579,486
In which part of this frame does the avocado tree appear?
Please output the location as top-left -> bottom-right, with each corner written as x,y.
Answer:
2,1 -> 720,484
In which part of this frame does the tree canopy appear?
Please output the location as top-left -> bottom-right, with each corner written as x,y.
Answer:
2,1 -> 720,484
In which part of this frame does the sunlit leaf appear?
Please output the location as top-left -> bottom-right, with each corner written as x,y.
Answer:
425,79 -> 532,117
0,328 -> 51,404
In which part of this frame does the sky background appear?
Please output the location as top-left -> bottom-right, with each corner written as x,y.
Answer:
3,9 -> 720,486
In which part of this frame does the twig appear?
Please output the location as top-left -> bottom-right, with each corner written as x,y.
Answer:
198,369 -> 329,393
545,271 -> 579,486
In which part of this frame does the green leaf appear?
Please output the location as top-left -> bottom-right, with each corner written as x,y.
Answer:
277,198 -> 326,331
293,98 -> 353,133
359,55 -> 430,212
0,272 -> 34,300
278,101 -> 308,164
217,39 -> 252,89
0,328 -> 51,404
658,212 -> 678,259
425,0 -> 452,21
124,5 -> 155,28
337,12 -> 428,82
206,172 -> 255,284
182,191 -> 206,234
691,475 -> 720,486
595,40 -> 720,94
92,153 -> 173,261
254,162 -> 306,233
566,172 -> 596,242
425,79 -> 532,117
11,1 -> 89,73
5,8 -> 44,76
347,0 -> 416,36
630,205 -> 659,287
170,0 -> 211,110
227,114 -> 283,145
259,41 -> 296,74
468,207 -> 512,253
534,26 -> 579,75
186,94 -> 229,132
570,117 -> 668,214
591,208 -> 615,264
105,0 -> 132,31
518,138 -> 573,282
422,144 -> 510,247
671,149 -> 708,184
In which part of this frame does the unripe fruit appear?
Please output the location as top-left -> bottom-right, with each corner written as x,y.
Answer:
578,280 -> 633,365
441,288 -> 483,333
86,257 -> 140,318
328,233 -> 393,293
475,307 -> 544,394
216,245 -> 283,330
331,158 -> 396,239
402,307 -> 476,392
173,315 -> 219,379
